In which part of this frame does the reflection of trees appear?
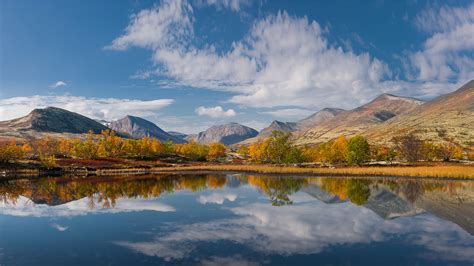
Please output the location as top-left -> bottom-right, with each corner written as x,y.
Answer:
0,180 -> 27,204
248,176 -> 306,206
1,175 -> 472,209
0,174 -> 227,209
346,180 -> 370,205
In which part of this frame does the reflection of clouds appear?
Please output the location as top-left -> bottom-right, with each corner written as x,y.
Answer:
0,196 -> 175,217
200,256 -> 260,266
51,223 -> 68,232
198,193 -> 237,205
116,200 -> 474,263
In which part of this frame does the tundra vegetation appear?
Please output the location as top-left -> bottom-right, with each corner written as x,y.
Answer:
0,130 -> 472,173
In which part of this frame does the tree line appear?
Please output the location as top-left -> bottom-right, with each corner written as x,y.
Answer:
0,130 -> 227,167
1,129 -> 473,167
240,131 -> 473,165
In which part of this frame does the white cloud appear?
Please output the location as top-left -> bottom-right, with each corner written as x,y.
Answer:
109,0 -> 472,110
195,106 -> 236,118
109,2 -> 395,110
0,196 -> 175,217
261,108 -> 316,120
196,0 -> 250,12
0,95 -> 174,122
198,192 -> 237,204
106,0 -> 193,51
50,81 -> 67,88
410,3 -> 474,82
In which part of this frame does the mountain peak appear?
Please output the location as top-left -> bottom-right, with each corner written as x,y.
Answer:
0,106 -> 107,134
192,123 -> 258,145
109,115 -> 185,143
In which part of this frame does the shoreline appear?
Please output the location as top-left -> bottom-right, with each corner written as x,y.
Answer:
1,163 -> 473,180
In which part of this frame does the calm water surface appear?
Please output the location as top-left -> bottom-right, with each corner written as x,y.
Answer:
0,174 -> 473,265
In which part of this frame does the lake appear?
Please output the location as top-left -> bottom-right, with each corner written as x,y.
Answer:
0,174 -> 473,265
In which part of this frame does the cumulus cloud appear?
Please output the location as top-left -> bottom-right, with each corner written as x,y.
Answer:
0,95 -> 174,121
109,1 -> 396,109
0,196 -> 175,217
409,3 -> 474,81
195,106 -> 236,118
261,108 -> 316,120
198,192 -> 237,204
50,81 -> 67,88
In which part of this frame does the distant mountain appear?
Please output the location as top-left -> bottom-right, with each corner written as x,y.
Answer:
258,120 -> 298,138
240,108 -> 346,145
295,94 -> 424,145
109,116 -> 186,143
297,108 -> 346,131
0,107 -> 108,138
191,122 -> 258,145
366,80 -> 474,147
167,131 -> 188,140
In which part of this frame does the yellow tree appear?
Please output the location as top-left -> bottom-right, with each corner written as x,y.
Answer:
207,143 -> 226,162
97,130 -> 124,157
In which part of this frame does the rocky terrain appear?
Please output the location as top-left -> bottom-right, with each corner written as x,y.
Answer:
295,94 -> 424,145
189,122 -> 258,145
109,115 -> 186,143
366,80 -> 474,147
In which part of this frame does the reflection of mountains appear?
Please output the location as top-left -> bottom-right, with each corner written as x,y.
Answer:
303,181 -> 474,235
1,175 -> 473,234
303,185 -> 346,204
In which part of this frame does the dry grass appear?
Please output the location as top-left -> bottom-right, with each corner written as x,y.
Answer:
151,164 -> 474,179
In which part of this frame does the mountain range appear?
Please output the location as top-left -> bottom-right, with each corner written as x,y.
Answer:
0,80 -> 472,147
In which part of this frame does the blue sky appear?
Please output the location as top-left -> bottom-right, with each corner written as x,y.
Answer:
1,0 -> 473,133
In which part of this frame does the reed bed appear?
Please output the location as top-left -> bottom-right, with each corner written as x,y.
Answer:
152,164 -> 474,179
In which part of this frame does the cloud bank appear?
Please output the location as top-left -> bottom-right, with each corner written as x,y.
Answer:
0,95 -> 174,121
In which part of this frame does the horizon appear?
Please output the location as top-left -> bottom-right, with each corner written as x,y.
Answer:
1,0 -> 473,134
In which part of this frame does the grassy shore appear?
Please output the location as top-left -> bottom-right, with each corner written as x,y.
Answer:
151,164 -> 474,179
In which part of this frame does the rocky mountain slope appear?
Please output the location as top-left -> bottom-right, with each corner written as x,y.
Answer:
240,108 -> 346,145
189,122 -> 258,145
0,107 -> 108,140
109,115 -> 186,143
295,94 -> 424,145
297,108 -> 346,132
366,80 -> 474,147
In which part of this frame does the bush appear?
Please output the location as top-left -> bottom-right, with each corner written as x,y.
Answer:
346,136 -> 370,166
0,141 -> 28,163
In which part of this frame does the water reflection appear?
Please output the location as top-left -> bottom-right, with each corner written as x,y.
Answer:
1,174 -> 473,265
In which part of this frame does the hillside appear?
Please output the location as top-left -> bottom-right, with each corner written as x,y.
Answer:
190,123 -> 258,145
0,107 -> 108,140
109,116 -> 186,143
295,94 -> 424,145
366,80 -> 474,147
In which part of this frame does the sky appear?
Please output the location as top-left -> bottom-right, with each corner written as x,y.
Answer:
0,0 -> 473,134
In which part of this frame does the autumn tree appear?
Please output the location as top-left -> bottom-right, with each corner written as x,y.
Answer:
175,141 -> 209,161
71,131 -> 99,159
393,133 -> 423,162
346,135 -> 370,166
97,130 -> 124,157
371,144 -> 396,162
207,143 -> 226,162
0,140 -> 28,163
438,142 -> 463,161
